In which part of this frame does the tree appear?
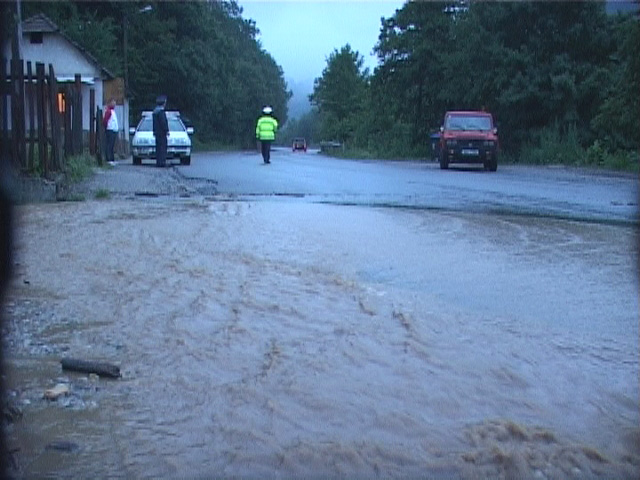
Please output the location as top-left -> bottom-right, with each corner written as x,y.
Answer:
21,0 -> 291,148
310,44 -> 369,144
22,1 -> 122,75
468,1 -> 616,152
370,0 -> 621,157
371,2 -> 452,155
592,16 -> 640,151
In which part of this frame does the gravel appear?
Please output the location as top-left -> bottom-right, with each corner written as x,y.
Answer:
60,160 -> 218,201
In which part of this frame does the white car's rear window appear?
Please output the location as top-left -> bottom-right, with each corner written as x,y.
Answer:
136,117 -> 186,133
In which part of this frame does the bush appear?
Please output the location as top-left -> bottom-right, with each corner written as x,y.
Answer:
190,136 -> 236,152
519,123 -> 585,165
518,124 -> 638,172
585,141 -> 639,172
365,122 -> 430,159
336,146 -> 377,160
94,188 -> 110,199
65,153 -> 96,183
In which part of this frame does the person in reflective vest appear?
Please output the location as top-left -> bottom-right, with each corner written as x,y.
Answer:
255,106 -> 278,164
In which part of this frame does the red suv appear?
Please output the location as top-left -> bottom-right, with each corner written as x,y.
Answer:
439,111 -> 499,171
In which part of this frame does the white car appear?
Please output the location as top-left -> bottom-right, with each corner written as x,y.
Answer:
129,111 -> 194,165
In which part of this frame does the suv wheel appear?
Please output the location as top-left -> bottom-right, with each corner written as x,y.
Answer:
133,156 -> 141,165
485,159 -> 497,172
180,156 -> 191,166
439,152 -> 449,170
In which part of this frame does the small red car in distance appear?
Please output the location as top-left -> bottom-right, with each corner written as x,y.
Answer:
292,137 -> 307,152
439,111 -> 499,171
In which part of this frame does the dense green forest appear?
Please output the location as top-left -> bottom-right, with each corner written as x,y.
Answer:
301,1 -> 638,167
5,1 -> 639,167
12,0 -> 291,148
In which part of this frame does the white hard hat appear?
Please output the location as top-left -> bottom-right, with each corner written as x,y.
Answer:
262,106 -> 273,114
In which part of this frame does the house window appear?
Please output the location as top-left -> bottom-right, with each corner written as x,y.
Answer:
57,92 -> 66,113
30,32 -> 43,44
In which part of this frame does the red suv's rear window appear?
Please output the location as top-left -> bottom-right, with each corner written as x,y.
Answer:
445,115 -> 492,131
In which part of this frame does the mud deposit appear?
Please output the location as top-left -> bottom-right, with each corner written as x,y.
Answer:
3,197 -> 638,479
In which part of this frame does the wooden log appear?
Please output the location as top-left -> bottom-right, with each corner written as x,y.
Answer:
45,441 -> 80,452
61,358 -> 121,378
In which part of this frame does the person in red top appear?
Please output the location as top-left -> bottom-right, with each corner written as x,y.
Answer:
102,98 -> 118,166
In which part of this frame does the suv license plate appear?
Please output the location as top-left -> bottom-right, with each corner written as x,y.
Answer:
462,149 -> 479,155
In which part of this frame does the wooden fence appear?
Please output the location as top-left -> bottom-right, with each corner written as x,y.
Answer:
1,57 -> 103,177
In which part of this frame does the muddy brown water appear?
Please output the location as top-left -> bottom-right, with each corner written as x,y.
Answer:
3,197 -> 638,478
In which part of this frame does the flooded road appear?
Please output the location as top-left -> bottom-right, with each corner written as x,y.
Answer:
3,153 -> 639,478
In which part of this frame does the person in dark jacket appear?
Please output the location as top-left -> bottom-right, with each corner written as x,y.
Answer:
152,95 -> 169,167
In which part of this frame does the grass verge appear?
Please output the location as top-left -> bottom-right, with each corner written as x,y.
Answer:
94,189 -> 110,199
65,153 -> 96,183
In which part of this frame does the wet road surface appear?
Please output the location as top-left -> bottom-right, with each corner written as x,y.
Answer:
3,150 -> 639,478
183,148 -> 638,224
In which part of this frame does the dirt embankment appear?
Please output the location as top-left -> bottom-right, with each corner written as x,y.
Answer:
66,163 -> 218,200
12,162 -> 218,204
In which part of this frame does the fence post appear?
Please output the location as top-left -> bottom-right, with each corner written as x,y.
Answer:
64,85 -> 72,157
35,62 -> 48,177
9,60 -> 18,169
10,59 -> 25,170
72,74 -> 82,155
26,61 -> 35,171
89,88 -> 95,155
16,59 -> 26,170
95,106 -> 103,165
48,64 -> 61,171
0,57 -> 8,162
42,65 -> 51,171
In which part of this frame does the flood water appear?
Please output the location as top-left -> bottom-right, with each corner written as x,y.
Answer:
3,197 -> 639,478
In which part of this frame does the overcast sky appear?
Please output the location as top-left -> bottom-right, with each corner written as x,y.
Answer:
239,0 -> 406,87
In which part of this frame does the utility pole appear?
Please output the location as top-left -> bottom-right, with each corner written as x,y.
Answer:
123,12 -> 128,97
122,5 -> 151,156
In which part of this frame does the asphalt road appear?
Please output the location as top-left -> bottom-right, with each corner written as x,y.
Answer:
179,147 -> 638,225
